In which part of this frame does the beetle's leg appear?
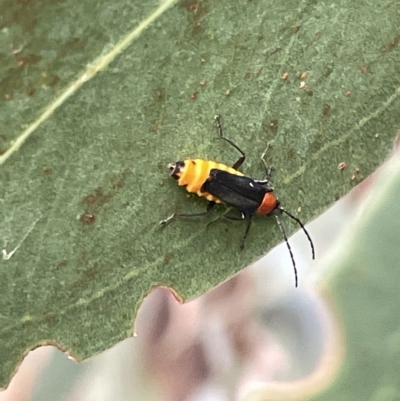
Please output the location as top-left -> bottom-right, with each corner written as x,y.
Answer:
160,201 -> 215,227
259,142 -> 275,182
205,214 -> 223,228
207,211 -> 252,249
223,212 -> 246,222
253,178 -> 274,192
240,215 -> 252,249
214,115 -> 246,170
206,210 -> 245,229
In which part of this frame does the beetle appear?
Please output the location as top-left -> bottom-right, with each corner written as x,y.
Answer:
160,115 -> 315,287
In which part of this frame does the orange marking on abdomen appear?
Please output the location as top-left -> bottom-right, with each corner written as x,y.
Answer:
177,159 -> 243,203
256,192 -> 278,215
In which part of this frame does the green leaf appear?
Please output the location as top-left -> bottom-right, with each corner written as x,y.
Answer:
1,0 -> 399,388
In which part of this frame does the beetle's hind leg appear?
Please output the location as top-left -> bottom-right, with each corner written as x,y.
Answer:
206,210 -> 252,249
206,210 -> 245,229
214,115 -> 246,170
160,201 -> 215,227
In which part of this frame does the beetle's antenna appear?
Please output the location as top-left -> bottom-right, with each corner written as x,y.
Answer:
273,215 -> 298,287
281,209 -> 315,260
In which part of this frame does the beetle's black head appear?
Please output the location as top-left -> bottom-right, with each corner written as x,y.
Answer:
168,160 -> 185,180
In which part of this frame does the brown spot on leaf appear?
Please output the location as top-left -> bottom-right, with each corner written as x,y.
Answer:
80,213 -> 96,225
80,169 -> 130,220
164,252 -> 174,264
153,87 -> 165,102
27,87 -> 36,96
358,64 -> 369,74
54,260 -> 68,271
323,104 -> 331,116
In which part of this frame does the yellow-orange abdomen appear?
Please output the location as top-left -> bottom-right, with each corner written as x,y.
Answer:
174,159 -> 243,203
